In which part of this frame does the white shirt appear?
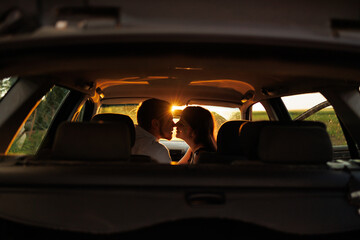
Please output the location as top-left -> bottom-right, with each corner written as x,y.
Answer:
131,125 -> 172,164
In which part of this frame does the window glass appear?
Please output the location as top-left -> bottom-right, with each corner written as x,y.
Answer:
251,102 -> 269,121
99,104 -> 138,124
282,93 -> 347,146
0,77 -> 17,100
98,104 -> 241,140
8,86 -> 70,155
183,104 -> 241,136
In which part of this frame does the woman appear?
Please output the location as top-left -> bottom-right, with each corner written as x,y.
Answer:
176,106 -> 216,164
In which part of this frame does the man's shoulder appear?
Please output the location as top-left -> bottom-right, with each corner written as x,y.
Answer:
153,141 -> 169,152
150,141 -> 171,163
132,128 -> 171,163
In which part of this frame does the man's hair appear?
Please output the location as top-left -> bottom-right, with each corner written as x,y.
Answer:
137,98 -> 171,131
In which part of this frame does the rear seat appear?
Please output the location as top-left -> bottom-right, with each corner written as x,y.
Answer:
197,120 -> 248,164
217,120 -> 248,155
239,121 -> 333,164
198,120 -> 333,164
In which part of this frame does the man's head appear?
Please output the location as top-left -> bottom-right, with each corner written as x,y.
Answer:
137,98 -> 174,140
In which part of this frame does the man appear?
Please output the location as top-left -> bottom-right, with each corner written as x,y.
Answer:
131,98 -> 175,163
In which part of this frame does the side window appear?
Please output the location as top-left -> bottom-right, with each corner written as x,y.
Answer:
282,93 -> 347,147
0,77 -> 17,100
251,102 -> 269,121
8,86 -> 70,155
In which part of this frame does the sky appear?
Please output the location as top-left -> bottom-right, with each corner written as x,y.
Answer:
275,93 -> 327,111
173,92 -> 328,120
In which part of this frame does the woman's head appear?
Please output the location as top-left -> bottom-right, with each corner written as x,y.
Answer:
176,106 -> 216,150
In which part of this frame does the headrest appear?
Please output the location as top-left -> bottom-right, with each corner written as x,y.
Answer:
91,113 -> 135,147
52,122 -> 132,161
239,121 -> 332,163
257,124 -> 333,163
217,120 -> 248,154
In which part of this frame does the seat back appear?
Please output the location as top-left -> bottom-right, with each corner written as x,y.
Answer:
52,121 -> 133,161
238,121 -> 333,163
197,120 -> 247,164
91,113 -> 155,163
217,120 -> 248,155
91,113 -> 135,147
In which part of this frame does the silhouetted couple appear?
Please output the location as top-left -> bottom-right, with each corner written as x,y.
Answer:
131,98 -> 216,164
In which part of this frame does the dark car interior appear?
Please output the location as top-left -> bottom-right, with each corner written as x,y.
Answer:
0,0 -> 360,239
1,68 -> 359,239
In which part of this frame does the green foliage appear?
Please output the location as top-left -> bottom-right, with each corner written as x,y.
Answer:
211,112 -> 227,135
229,112 -> 241,120
8,86 -> 69,155
0,77 -> 17,99
99,104 -> 139,124
252,109 -> 347,146
230,111 -> 269,121
9,130 -> 46,155
32,87 -> 69,130
251,111 -> 269,121
288,109 -> 347,146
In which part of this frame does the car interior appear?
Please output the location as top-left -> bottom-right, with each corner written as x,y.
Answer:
0,41 -> 360,238
0,0 -> 360,237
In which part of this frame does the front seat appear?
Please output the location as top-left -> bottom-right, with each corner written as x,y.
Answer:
91,113 -> 155,163
51,121 -> 133,161
91,113 -> 135,147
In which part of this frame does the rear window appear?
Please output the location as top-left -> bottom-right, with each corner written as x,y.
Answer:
282,93 -> 347,146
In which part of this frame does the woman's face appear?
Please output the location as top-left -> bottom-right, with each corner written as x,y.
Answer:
175,117 -> 193,142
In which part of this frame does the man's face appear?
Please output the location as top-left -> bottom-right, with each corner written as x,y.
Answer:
159,112 -> 175,140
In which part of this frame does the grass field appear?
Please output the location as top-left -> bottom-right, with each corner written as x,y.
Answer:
254,109 -> 347,146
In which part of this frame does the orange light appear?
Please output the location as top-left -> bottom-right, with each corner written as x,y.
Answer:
175,67 -> 203,71
171,105 -> 186,112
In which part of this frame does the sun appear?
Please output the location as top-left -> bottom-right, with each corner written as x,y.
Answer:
171,105 -> 185,113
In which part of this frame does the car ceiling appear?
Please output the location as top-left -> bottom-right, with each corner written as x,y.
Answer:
1,0 -> 360,44
1,39 -> 360,106
1,0 -> 360,106
51,51 -> 360,106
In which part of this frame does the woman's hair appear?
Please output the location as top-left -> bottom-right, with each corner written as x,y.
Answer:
181,106 -> 217,151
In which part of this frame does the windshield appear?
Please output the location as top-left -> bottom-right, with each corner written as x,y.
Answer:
99,103 -> 241,141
